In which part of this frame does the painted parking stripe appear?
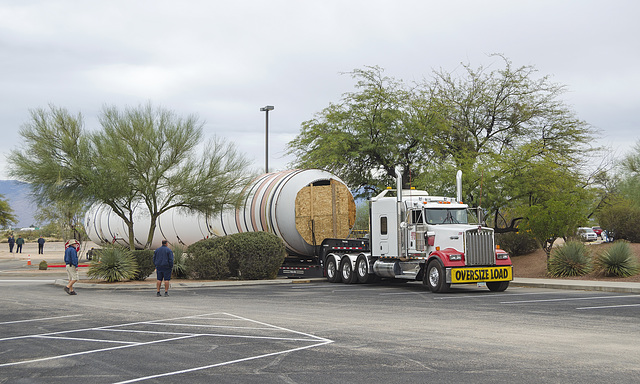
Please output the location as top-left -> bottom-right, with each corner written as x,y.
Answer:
0,314 -> 82,325
576,303 -> 640,310
501,294 -> 640,304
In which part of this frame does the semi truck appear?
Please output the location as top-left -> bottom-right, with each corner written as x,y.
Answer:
318,169 -> 512,292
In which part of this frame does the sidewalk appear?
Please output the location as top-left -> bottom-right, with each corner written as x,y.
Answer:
2,242 -> 640,293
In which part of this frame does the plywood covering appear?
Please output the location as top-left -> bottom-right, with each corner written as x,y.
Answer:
295,179 -> 356,246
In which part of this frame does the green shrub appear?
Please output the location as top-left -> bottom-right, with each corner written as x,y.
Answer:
548,241 -> 592,277
496,231 -> 539,257
172,244 -> 188,278
185,237 -> 231,280
87,245 -> 139,282
185,232 -> 286,280
226,232 -> 286,280
595,240 -> 640,277
131,249 -> 155,281
597,200 -> 640,242
38,260 -> 48,270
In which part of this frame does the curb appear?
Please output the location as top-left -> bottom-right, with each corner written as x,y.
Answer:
48,277 -> 640,294
511,278 -> 640,294
54,278 -> 327,290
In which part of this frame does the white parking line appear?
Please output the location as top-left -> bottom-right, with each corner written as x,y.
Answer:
0,314 -> 82,325
501,294 -> 640,304
576,303 -> 640,310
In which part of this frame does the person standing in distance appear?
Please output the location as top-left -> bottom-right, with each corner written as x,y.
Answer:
64,239 -> 80,295
16,235 -> 24,253
37,236 -> 45,254
153,240 -> 174,297
8,235 -> 15,253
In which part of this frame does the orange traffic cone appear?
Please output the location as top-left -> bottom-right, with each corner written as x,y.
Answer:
27,255 -> 31,266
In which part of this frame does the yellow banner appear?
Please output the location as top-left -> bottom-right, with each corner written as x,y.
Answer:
451,266 -> 512,283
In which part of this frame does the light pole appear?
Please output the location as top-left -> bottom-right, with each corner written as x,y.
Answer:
260,105 -> 274,173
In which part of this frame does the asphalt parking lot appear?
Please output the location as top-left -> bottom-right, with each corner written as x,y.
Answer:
1,280 -> 639,383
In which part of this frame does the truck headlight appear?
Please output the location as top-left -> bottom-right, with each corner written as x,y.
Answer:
497,253 -> 509,260
449,254 -> 462,261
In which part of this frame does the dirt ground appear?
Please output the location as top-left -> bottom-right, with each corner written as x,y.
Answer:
512,241 -> 640,282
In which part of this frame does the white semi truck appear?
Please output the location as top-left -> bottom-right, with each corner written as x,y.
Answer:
321,169 -> 513,292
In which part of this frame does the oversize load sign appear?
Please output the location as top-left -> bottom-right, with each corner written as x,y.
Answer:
451,266 -> 512,283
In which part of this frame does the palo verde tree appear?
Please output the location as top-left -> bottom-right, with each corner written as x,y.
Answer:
0,195 -> 16,228
96,103 -> 252,249
8,103 -> 252,250
7,105 -> 90,240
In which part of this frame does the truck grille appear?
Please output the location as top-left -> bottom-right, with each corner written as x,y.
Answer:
465,228 -> 495,266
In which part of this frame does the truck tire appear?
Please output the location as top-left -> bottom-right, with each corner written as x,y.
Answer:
355,255 -> 371,284
486,281 -> 509,292
325,256 -> 340,283
424,259 -> 450,293
340,258 -> 357,284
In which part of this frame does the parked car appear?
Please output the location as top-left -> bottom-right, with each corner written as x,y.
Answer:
577,227 -> 598,242
592,226 -> 603,238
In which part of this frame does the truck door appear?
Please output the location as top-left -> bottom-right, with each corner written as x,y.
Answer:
379,215 -> 389,255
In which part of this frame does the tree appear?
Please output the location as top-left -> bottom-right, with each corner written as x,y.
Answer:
96,103 -> 252,249
8,103 -> 252,250
0,195 -> 16,228
597,140 -> 640,241
287,66 -> 441,196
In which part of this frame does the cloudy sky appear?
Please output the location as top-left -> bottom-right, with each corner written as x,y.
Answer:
1,0 -> 638,180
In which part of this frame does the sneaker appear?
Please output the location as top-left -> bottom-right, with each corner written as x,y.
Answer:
69,291 -> 77,295
157,292 -> 161,297
164,292 -> 169,297
64,287 -> 70,294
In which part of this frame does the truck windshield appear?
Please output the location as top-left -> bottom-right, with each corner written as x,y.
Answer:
425,208 -> 468,224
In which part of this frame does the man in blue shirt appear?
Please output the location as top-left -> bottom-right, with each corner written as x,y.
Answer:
64,239 -> 79,295
153,240 -> 174,297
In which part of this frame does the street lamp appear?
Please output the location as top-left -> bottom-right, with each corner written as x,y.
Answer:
260,105 -> 274,173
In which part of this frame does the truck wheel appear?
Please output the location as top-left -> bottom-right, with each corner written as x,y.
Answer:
486,281 -> 509,292
340,258 -> 357,284
424,260 -> 450,293
356,255 -> 371,283
325,257 -> 340,283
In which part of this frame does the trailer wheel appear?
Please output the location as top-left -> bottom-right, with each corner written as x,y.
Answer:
486,281 -> 509,292
340,258 -> 357,284
355,255 -> 371,284
325,256 -> 340,283
424,259 -> 450,293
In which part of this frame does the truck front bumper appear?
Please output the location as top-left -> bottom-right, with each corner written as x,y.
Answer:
446,266 -> 513,284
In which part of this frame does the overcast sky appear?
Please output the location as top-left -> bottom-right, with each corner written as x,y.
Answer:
1,0 -> 638,180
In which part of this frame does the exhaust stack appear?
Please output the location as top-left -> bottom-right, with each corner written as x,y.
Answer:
456,170 -> 463,202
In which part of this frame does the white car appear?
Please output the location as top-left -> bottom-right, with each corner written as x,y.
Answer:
577,227 -> 597,242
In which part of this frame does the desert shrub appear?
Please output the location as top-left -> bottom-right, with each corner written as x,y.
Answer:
131,249 -> 155,281
185,232 -> 286,280
185,237 -> 231,280
38,260 -> 48,270
172,244 -> 188,278
548,241 -> 592,277
595,240 -> 640,277
226,232 -> 286,280
496,231 -> 539,257
87,245 -> 139,282
597,200 -> 640,242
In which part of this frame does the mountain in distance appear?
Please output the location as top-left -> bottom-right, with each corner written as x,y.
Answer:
0,180 -> 38,228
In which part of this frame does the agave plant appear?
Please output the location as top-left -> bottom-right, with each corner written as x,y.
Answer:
171,244 -> 188,278
87,245 -> 139,282
548,241 -> 592,277
595,241 -> 640,277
